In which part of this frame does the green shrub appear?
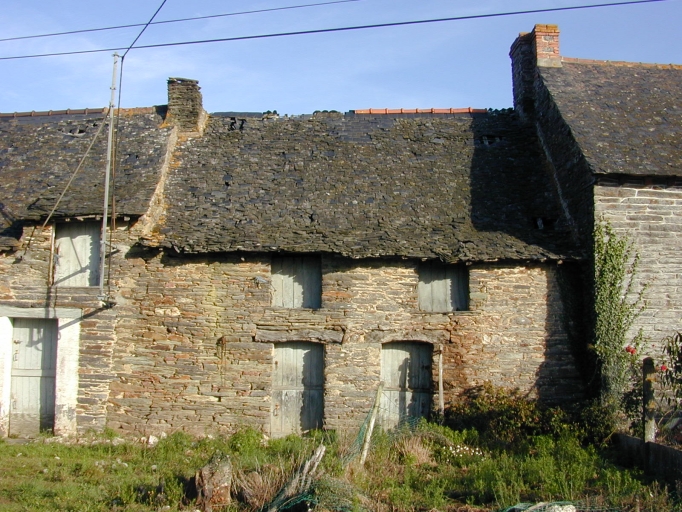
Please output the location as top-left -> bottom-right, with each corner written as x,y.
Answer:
228,427 -> 264,457
446,383 -> 572,446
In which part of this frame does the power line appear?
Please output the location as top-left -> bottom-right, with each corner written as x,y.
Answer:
122,0 -> 168,56
0,0 -> 362,43
0,0 -> 668,61
103,0 -> 169,296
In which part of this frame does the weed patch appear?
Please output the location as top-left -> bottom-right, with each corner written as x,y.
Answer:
0,408 -> 679,511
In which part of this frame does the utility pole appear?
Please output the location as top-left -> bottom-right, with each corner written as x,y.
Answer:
99,53 -> 119,301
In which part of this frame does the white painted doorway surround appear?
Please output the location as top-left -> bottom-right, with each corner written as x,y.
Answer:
0,306 -> 81,437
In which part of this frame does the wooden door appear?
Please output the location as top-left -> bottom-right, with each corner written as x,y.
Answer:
379,342 -> 432,429
271,342 -> 324,437
9,319 -> 58,437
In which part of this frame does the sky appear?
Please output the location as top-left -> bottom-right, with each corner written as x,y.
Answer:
0,0 -> 681,115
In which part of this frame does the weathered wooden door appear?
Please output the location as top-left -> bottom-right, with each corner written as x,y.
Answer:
271,342 -> 324,437
9,319 -> 58,437
379,342 -> 432,429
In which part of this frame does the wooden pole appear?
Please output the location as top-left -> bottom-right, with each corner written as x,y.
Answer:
360,381 -> 384,466
438,344 -> 445,416
643,357 -> 656,443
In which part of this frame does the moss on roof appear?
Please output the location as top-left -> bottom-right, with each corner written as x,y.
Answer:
156,110 -> 578,261
0,110 -> 171,250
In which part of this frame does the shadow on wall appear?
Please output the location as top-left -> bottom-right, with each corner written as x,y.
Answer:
469,113 -> 587,403
536,263 -> 586,403
299,342 -> 324,432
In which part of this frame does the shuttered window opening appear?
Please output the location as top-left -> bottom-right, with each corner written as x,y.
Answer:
418,262 -> 468,312
379,341 -> 433,429
271,256 -> 322,309
54,222 -> 101,287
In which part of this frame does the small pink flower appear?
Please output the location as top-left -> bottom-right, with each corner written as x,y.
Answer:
660,364 -> 669,372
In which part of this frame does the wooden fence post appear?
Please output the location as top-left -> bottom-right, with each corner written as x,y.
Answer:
643,357 -> 656,444
360,382 -> 384,466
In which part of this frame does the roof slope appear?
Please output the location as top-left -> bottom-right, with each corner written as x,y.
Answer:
158,110 -> 578,261
540,60 -> 682,176
0,109 -> 171,250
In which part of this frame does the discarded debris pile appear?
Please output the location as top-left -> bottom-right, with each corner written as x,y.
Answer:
502,503 -> 622,512
261,444 -> 326,512
194,444 -> 329,512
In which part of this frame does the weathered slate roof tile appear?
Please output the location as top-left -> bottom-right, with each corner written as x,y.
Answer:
539,60 -> 682,176
158,110 -> 579,261
0,109 -> 171,250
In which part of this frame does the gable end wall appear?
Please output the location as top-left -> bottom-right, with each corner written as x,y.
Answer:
595,180 -> 682,350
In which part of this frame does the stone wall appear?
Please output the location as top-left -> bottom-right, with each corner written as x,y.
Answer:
0,219 -> 583,437
107,249 -> 582,436
0,222 -> 127,433
595,180 -> 682,351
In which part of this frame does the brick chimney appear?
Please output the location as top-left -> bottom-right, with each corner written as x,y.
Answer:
510,24 -> 561,120
166,77 -> 206,133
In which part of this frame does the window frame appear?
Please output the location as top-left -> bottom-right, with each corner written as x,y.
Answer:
52,221 -> 101,288
417,261 -> 468,312
271,255 -> 322,309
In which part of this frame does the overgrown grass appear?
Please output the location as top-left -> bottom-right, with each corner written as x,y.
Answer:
356,421 -> 680,511
1,391 -> 680,511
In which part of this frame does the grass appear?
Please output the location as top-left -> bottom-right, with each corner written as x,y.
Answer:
0,408 -> 680,511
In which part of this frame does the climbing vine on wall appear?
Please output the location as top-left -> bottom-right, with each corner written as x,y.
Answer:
593,221 -> 646,408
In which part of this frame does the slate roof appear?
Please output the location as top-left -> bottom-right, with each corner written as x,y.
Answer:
156,110 -> 579,262
539,60 -> 682,176
0,108 -> 171,250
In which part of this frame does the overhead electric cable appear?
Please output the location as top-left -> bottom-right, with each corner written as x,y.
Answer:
0,0 -> 361,43
0,0 -> 667,61
122,0 -> 168,57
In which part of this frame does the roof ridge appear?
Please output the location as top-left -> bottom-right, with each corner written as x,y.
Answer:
0,107 -> 106,118
0,106 -> 159,118
353,107 -> 488,115
562,57 -> 682,70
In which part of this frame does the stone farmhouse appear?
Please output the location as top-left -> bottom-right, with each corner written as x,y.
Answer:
0,24 -> 678,438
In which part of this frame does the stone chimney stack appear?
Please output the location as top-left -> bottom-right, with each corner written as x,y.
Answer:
510,24 -> 561,120
167,77 -> 206,133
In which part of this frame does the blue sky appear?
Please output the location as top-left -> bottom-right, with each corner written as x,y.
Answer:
1,0 -> 680,114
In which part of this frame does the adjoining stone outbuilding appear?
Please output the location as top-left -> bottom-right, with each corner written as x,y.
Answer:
7,22 -> 678,439
510,24 -> 682,354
